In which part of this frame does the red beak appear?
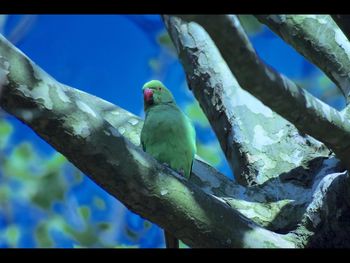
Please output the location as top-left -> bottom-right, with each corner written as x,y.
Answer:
143,88 -> 154,104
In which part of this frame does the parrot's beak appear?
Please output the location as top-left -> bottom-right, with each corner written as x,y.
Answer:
144,88 -> 154,105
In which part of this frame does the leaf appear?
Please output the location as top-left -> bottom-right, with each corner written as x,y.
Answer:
196,141 -> 222,167
157,31 -> 174,49
317,74 -> 333,89
72,167 -> 83,184
31,171 -> 66,210
97,222 -> 110,231
185,101 -> 210,128
13,142 -> 34,160
46,153 -> 67,172
35,222 -> 54,247
3,142 -> 36,181
0,119 -> 13,149
63,223 -> 98,247
5,224 -> 20,247
48,216 -> 66,230
149,58 -> 160,72
125,228 -> 139,241
238,15 -> 264,36
78,206 -> 91,222
93,196 -> 106,210
0,185 -> 10,201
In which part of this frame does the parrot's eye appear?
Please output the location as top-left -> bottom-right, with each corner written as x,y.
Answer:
157,87 -> 162,91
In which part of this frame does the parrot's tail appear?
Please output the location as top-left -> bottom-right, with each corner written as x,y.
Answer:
164,230 -> 179,248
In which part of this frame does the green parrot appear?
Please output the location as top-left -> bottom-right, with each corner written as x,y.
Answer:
140,80 -> 196,248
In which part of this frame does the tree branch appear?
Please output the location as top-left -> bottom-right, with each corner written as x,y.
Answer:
163,15 -> 330,186
293,168 -> 350,247
256,15 -> 350,103
174,15 -> 350,170
0,33 -> 299,247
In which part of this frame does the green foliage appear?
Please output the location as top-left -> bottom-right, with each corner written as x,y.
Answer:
157,31 -> 174,50
31,171 -> 66,209
4,224 -> 20,247
316,74 -> 344,105
72,244 -> 85,248
125,228 -> 139,241
0,118 -> 129,248
149,59 -> 161,72
114,244 -> 138,248
72,168 -> 83,184
196,142 -> 222,167
238,15 -> 264,36
318,74 -> 333,90
78,206 -> 91,221
63,222 -> 99,247
294,72 -> 345,110
0,185 -> 10,201
0,120 -> 13,149
93,196 -> 106,210
97,222 -> 110,231
35,221 -> 54,247
46,153 -> 67,172
185,101 -> 210,128
185,100 -> 222,168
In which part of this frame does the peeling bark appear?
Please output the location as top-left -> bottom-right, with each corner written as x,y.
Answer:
163,15 -> 329,186
294,167 -> 350,247
172,15 -> 350,170
256,15 -> 350,103
0,33 -> 297,248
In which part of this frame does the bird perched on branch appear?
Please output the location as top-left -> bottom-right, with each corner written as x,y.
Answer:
140,80 -> 196,248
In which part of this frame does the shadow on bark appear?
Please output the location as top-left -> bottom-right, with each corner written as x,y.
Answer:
303,170 -> 350,248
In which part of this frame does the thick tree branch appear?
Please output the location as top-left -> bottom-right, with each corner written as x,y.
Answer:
75,87 -> 339,235
163,15 -> 330,186
256,15 -> 350,102
174,15 -> 350,170
294,168 -> 350,247
0,33 -> 299,247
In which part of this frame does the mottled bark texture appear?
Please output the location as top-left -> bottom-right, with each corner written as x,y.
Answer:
0,33 -> 297,248
256,15 -> 350,103
163,15 -> 350,247
1,12 -> 350,247
172,15 -> 350,171
163,15 -> 329,187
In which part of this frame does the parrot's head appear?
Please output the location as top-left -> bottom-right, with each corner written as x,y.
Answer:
142,80 -> 175,110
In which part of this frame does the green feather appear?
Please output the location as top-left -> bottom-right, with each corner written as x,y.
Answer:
140,80 -> 196,248
141,80 -> 196,179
